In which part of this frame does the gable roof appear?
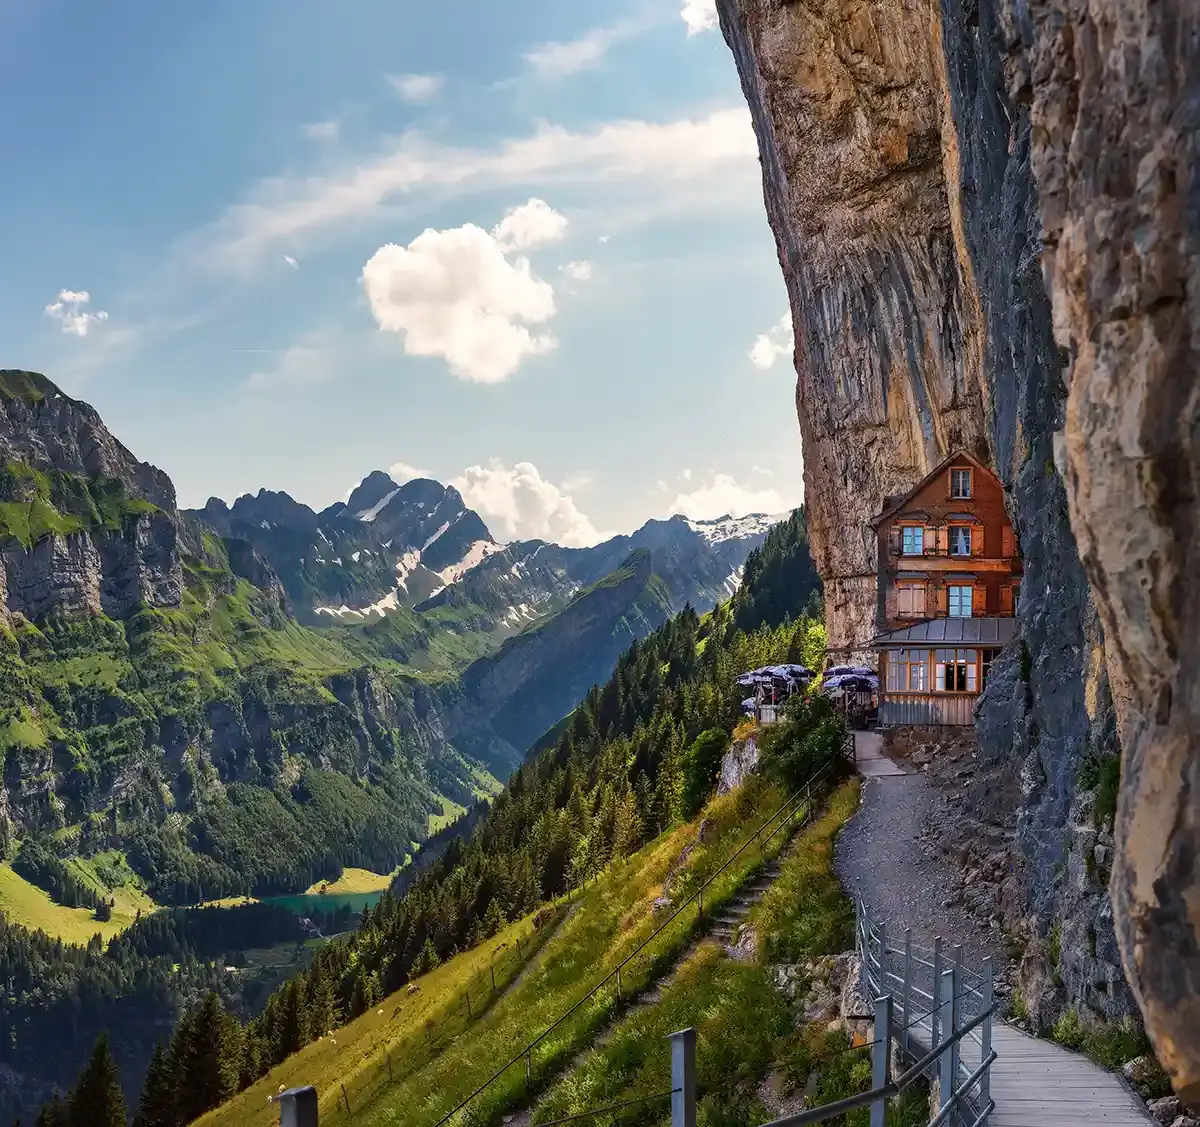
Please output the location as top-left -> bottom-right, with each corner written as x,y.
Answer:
870,616 -> 1018,648
870,449 -> 995,528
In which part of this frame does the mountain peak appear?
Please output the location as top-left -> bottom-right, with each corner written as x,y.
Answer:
345,470 -> 399,516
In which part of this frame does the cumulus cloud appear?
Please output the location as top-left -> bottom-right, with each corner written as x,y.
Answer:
524,24 -> 630,77
562,261 -> 594,283
749,310 -> 793,371
681,0 -> 718,35
361,199 -> 567,383
388,460 -> 431,483
388,73 -> 444,103
452,461 -> 610,547
44,290 -> 109,337
492,198 -> 569,251
666,472 -> 797,520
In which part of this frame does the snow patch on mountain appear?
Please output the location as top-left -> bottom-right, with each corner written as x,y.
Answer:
422,521 -> 451,551
685,512 -> 789,545
357,488 -> 400,522
437,540 -> 502,585
723,565 -> 745,598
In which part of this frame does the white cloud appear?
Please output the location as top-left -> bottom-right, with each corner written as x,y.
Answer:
244,344 -> 329,392
283,254 -> 299,269
361,201 -> 560,383
388,73 -> 444,103
388,461 -> 431,483
304,119 -> 340,142
562,260 -> 594,283
666,472 -> 797,520
681,0 -> 719,35
185,108 -> 757,274
491,198 -> 569,251
452,461 -> 609,547
749,310 -> 793,371
43,289 -> 109,337
524,24 -> 630,78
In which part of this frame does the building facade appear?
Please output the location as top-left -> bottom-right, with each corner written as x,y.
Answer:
869,452 -> 1023,726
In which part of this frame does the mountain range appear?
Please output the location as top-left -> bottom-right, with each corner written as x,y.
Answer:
185,472 -> 782,631
0,368 -> 789,909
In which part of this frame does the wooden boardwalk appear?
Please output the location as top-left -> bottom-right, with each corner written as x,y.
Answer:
987,1022 -> 1152,1126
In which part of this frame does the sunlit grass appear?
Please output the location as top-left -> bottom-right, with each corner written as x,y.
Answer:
0,861 -> 155,945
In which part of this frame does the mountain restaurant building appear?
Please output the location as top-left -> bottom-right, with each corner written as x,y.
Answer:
868,451 -> 1022,726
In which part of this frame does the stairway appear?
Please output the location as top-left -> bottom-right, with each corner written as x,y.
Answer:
709,855 -> 783,946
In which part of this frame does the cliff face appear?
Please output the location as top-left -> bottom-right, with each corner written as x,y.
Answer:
716,0 -> 1134,1039
1018,1 -> 1200,1100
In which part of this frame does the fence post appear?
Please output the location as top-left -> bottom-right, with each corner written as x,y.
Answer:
980,956 -> 993,1125
870,995 -> 893,1127
937,970 -> 954,1113
902,929 -> 913,1059
667,1027 -> 696,1127
491,964 -> 497,993
931,937 -> 943,1053
466,991 -> 472,1019
616,965 -> 623,1005
951,946 -> 963,1089
876,921 -> 887,998
525,1050 -> 532,1091
277,1086 -> 318,1127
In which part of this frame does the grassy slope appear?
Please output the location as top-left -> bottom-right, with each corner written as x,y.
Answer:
0,862 -> 154,944
197,911 -> 557,1127
342,779 -> 805,1127
303,868 -> 399,896
527,780 -> 926,1127
198,777 -> 803,1127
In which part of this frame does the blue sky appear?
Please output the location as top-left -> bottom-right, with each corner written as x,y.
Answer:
1,0 -> 802,546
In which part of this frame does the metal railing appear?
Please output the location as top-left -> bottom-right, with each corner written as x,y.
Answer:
747,903 -> 998,1127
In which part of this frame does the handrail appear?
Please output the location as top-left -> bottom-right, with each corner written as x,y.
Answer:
758,998 -> 1000,1127
429,755 -> 842,1127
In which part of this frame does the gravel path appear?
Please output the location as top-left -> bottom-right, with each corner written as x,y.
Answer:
835,770 -> 1002,970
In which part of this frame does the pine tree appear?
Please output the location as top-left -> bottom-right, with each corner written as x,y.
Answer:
174,993 -> 241,1124
132,1042 -> 176,1127
34,1097 -> 68,1127
67,1034 -> 126,1127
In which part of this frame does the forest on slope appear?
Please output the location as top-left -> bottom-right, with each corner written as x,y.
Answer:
6,510 -> 823,1125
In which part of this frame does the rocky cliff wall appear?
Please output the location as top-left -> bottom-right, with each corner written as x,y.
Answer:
716,0 -> 1137,1045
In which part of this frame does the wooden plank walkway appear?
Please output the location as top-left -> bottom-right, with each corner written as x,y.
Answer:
987,1022 -> 1152,1127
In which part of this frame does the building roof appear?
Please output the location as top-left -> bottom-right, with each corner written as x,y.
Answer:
870,616 -> 1018,649
870,449 -> 995,528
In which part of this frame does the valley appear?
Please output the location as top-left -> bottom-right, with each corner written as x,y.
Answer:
0,368 -> 817,1124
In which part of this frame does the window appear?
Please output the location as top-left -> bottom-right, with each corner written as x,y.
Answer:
951,468 -> 973,498
935,649 -> 978,692
948,585 -> 974,617
887,649 -> 929,692
981,648 -> 998,688
950,526 -> 972,556
900,526 -> 924,556
896,582 -> 926,618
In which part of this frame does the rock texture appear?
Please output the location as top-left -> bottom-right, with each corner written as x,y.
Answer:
715,0 -> 1198,1081
1016,0 -> 1200,1102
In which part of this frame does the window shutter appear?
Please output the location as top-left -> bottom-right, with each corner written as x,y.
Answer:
1000,584 -> 1014,614
936,527 -> 949,555
975,585 -> 987,615
1002,525 -> 1016,558
972,526 -> 985,556
936,584 -> 949,616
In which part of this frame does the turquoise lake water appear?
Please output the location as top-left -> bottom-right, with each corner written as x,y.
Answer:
264,890 -> 386,918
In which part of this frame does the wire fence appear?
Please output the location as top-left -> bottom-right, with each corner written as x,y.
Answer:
303,754 -> 849,1127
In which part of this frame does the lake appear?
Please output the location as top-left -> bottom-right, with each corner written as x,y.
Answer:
263,890 -> 386,919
